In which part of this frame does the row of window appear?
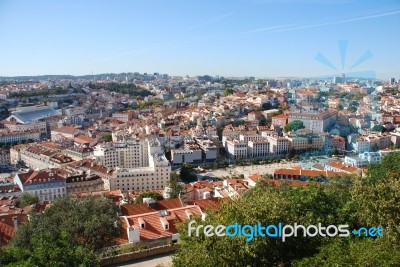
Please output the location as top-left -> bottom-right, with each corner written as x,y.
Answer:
116,185 -> 165,191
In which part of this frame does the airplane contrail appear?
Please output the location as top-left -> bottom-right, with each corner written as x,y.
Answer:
243,8 -> 400,35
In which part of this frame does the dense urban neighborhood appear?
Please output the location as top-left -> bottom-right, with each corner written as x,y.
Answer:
0,74 -> 399,266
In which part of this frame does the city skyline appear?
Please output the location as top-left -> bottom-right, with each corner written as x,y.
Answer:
0,0 -> 399,79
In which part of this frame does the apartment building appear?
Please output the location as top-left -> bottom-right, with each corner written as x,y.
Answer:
66,172 -> 104,194
1,121 -> 47,137
0,148 -> 10,167
239,134 -> 264,143
51,126 -> 78,141
14,169 -> 67,202
94,140 -> 148,169
352,133 -> 392,153
263,134 -> 289,155
12,145 -> 73,170
226,140 -> 248,159
286,134 -> 324,151
194,137 -> 217,163
0,130 -> 41,144
112,111 -> 137,122
327,135 -> 346,151
248,140 -> 270,158
272,114 -> 288,127
88,139 -> 171,192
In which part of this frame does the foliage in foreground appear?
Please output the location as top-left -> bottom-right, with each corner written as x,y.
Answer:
0,197 -> 121,267
173,153 -> 400,267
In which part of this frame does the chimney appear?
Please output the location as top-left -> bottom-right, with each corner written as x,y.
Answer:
12,216 -> 19,231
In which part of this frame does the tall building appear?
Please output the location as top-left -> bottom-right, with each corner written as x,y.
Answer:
90,139 -> 171,191
94,140 -> 148,169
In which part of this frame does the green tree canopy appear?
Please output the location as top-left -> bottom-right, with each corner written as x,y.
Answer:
284,120 -> 305,133
223,88 -> 234,97
18,192 -> 39,208
347,105 -> 358,112
173,182 -> 355,267
180,163 -> 197,183
102,133 -> 112,142
173,153 -> 400,266
12,197 -> 120,251
169,172 -> 184,199
135,192 -> 164,204
0,231 -> 99,267
372,125 -> 385,132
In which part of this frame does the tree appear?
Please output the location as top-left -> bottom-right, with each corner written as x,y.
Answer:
347,105 -> 357,112
223,88 -> 234,97
259,116 -> 268,126
12,197 -> 120,251
102,134 -> 112,142
135,192 -> 164,204
287,148 -> 298,159
169,172 -> 184,199
332,147 -> 339,156
164,149 -> 172,161
352,152 -> 400,243
293,238 -> 400,267
173,182 -> 355,267
372,125 -> 385,132
180,163 -> 197,183
18,193 -> 39,208
0,231 -> 99,267
284,120 -> 305,133
280,102 -> 290,110
336,104 -> 344,110
173,163 -> 400,267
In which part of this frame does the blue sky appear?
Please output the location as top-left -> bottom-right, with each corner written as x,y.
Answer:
0,0 -> 399,79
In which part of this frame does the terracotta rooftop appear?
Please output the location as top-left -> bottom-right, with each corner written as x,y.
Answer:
123,205 -> 202,241
121,198 -> 183,216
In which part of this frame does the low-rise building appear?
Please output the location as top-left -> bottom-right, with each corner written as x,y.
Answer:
0,129 -> 41,144
171,148 -> 202,167
66,172 -> 104,194
272,114 -> 288,127
344,151 -> 382,167
112,111 -> 137,122
51,126 -> 78,141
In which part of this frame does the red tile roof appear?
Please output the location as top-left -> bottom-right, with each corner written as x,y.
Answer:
17,169 -> 66,185
186,197 -> 221,212
121,198 -> 183,216
124,205 -> 202,241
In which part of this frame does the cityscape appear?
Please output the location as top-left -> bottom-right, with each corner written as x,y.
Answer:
0,0 -> 399,267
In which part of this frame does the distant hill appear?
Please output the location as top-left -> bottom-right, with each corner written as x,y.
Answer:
0,73 -> 144,81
